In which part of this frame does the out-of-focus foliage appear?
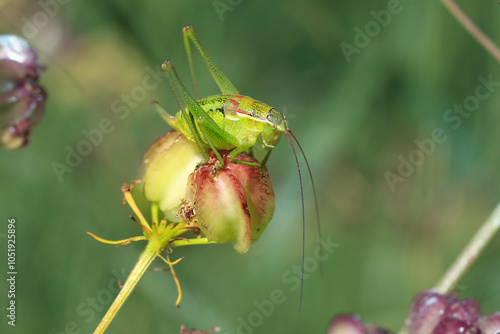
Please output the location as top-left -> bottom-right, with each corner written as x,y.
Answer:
0,1 -> 499,333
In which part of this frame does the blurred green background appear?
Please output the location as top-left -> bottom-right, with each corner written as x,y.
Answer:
1,0 -> 500,333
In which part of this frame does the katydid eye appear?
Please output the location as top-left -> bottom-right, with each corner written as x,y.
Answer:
266,108 -> 284,125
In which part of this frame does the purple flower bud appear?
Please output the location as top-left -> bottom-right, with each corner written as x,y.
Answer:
407,291 -> 453,334
477,312 -> 500,334
444,298 -> 481,325
0,35 -> 46,150
365,325 -> 393,334
431,318 -> 479,334
0,35 -> 41,82
326,314 -> 392,334
185,151 -> 275,254
327,314 -> 366,334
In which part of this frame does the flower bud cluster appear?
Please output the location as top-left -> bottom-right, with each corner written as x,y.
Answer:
406,291 -> 500,334
326,292 -> 500,334
139,130 -> 275,253
0,35 -> 46,149
183,150 -> 274,253
327,314 -> 391,334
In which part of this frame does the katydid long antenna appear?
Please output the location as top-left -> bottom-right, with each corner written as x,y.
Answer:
284,129 -> 322,313
288,130 -> 323,274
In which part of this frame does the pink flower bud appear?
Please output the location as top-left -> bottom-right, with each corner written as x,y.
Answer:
0,35 -> 46,150
477,312 -> 500,334
326,314 -> 392,334
444,298 -> 481,325
431,318 -> 478,334
365,326 -> 392,334
326,314 -> 366,334
407,291 -> 485,334
185,151 -> 275,253
138,130 -> 206,221
407,291 -> 453,334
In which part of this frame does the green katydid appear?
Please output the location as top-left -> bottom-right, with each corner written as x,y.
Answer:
154,26 -> 321,310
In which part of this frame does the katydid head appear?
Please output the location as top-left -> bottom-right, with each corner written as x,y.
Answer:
265,108 -> 288,132
261,108 -> 289,149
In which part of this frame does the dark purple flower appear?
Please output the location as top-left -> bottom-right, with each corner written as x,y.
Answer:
431,318 -> 479,334
0,35 -> 46,150
329,292 -> 499,334
444,298 -> 481,325
326,314 -> 393,334
407,291 -> 452,334
406,290 -> 492,334
327,314 -> 366,334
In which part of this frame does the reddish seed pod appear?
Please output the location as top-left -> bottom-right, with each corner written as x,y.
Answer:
185,151 -> 275,253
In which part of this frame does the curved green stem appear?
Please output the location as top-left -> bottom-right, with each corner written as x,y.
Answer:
441,0 -> 500,64
399,202 -> 500,334
170,237 -> 216,247
434,202 -> 500,293
93,242 -> 157,334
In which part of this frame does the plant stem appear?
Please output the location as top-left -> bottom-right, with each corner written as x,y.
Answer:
434,202 -> 500,293
441,0 -> 500,64
93,242 -> 157,334
399,202 -> 500,334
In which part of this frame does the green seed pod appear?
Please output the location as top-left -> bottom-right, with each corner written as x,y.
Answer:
138,130 -> 206,221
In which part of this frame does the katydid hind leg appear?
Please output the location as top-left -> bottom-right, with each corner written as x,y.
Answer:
162,61 -> 212,162
183,28 -> 200,100
183,26 -> 239,95
195,118 -> 225,165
